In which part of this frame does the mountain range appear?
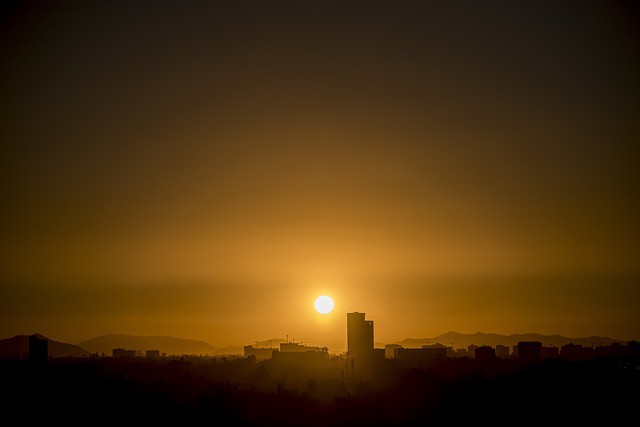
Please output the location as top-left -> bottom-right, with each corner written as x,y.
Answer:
0,334 -> 89,358
396,331 -> 620,349
0,331 -> 626,359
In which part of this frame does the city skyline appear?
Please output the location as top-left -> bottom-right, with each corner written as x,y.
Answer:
1,311 -> 633,356
2,311 -> 636,369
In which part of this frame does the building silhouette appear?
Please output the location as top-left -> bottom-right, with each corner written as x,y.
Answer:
541,346 -> 559,359
112,348 -> 126,358
467,344 -> 478,358
385,344 -> 402,359
496,344 -> 510,358
146,350 -> 160,359
29,335 -> 48,362
280,342 -> 328,353
517,341 -> 542,363
559,343 -> 595,361
347,312 -> 374,361
244,345 -> 278,361
112,348 -> 136,358
475,345 -> 496,363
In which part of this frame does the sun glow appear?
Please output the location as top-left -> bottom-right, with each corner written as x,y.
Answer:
314,295 -> 334,314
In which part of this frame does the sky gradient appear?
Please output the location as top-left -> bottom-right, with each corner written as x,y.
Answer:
1,1 -> 639,349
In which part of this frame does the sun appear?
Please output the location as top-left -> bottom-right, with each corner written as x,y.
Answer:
314,295 -> 334,314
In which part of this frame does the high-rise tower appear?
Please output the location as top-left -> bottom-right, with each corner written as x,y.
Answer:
347,312 -> 373,360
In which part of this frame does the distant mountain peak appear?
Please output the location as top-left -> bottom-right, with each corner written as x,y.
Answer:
0,334 -> 89,358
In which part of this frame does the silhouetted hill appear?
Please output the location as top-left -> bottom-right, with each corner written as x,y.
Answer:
398,332 -> 619,348
0,334 -> 89,358
78,334 -> 216,356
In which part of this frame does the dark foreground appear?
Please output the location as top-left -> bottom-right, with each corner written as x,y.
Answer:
2,355 -> 638,426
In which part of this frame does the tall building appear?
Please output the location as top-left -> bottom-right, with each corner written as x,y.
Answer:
347,312 -> 373,360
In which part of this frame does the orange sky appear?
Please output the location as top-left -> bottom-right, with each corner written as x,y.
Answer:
1,2 -> 639,349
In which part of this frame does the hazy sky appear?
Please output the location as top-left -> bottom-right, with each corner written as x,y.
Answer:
1,1 -> 639,349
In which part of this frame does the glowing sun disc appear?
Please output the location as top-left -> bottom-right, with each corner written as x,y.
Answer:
314,296 -> 334,314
